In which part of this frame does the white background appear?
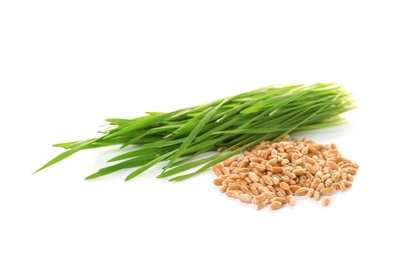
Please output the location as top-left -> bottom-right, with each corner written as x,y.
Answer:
1,0 -> 418,259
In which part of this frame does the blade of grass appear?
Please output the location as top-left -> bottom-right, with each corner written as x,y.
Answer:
34,138 -> 97,173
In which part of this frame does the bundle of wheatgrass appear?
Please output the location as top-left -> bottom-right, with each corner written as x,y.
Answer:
35,83 -> 356,181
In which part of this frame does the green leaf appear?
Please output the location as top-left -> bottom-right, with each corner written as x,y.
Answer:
124,151 -> 176,181
34,138 -> 97,173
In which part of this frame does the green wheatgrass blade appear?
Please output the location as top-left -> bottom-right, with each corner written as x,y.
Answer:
147,124 -> 183,134
54,135 -> 143,150
124,151 -> 176,181
240,84 -> 306,114
157,153 -> 221,178
145,111 -> 164,116
107,146 -> 162,162
85,153 -> 158,179
34,138 -> 97,173
166,145 -> 216,169
119,131 -> 149,148
162,106 -> 214,139
52,141 -> 78,149
159,135 -> 229,172
104,111 -> 179,139
105,118 -> 132,126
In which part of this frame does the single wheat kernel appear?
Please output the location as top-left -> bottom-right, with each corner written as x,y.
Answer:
224,158 -> 234,167
255,164 -> 266,172
286,195 -> 296,206
267,158 -> 278,165
343,180 -> 352,188
262,191 -> 276,199
308,146 -> 318,154
295,187 -> 309,196
252,195 -> 266,205
313,190 -> 321,201
248,172 -> 260,183
222,167 -> 230,175
294,169 -> 305,176
305,157 -> 317,165
270,201 -> 282,210
238,194 -> 252,204
249,157 -> 263,163
212,164 -> 223,172
257,202 -> 265,210
286,171 -> 297,180
291,153 -> 299,163
320,187 -> 336,196
344,167 -> 358,175
322,197 -> 330,206
279,181 -> 290,191
227,184 -> 241,191
213,178 -> 224,186
237,168 -> 249,174
272,166 -> 283,174
327,160 -> 339,171
332,172 -> 341,182
229,173 -> 240,180
226,191 -> 239,198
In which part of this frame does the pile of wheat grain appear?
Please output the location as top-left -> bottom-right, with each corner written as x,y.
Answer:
212,135 -> 359,210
